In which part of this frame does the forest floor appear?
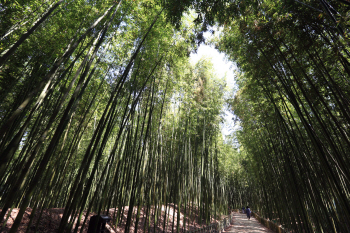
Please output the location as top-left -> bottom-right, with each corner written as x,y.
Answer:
225,212 -> 274,233
1,205 -> 225,232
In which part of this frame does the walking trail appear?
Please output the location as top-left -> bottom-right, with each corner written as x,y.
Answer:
226,212 -> 274,233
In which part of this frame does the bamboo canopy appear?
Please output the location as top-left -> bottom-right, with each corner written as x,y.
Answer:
1,0 -> 350,232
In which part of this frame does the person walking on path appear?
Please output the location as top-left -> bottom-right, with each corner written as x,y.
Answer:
246,206 -> 251,220
242,207 -> 245,214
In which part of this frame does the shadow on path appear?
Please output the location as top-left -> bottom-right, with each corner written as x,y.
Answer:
226,212 -> 274,233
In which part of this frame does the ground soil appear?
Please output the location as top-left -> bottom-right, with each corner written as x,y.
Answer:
1,204 -> 225,232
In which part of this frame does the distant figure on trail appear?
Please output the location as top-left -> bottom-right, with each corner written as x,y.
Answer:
246,206 -> 251,220
242,206 -> 245,214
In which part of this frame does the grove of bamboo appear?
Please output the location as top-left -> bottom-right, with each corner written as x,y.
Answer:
1,0 -> 350,232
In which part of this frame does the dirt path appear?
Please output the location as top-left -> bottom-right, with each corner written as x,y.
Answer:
226,212 -> 274,233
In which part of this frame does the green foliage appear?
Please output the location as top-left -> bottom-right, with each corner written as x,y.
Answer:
0,1 -> 235,232
3,0 -> 350,232
214,0 -> 350,231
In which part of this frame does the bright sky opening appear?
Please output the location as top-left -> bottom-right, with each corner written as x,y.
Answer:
189,40 -> 238,138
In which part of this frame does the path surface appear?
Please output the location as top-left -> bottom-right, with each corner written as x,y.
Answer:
226,212 -> 274,233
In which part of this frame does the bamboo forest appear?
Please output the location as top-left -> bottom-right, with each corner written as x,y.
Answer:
0,0 -> 350,232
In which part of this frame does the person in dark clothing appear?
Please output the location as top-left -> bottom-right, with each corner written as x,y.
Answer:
246,206 -> 251,220
242,207 -> 245,214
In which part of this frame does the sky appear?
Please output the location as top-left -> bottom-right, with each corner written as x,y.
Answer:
189,42 -> 238,137
190,44 -> 236,90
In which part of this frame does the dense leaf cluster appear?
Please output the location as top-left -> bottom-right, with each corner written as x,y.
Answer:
2,0 -> 350,232
0,0 -> 232,232
215,0 -> 350,232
